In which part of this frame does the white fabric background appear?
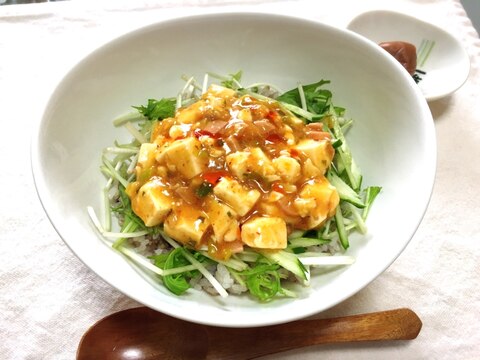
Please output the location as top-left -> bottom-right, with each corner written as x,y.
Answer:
1,0 -> 479,359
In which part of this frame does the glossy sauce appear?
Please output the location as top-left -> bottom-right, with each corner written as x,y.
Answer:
126,85 -> 339,259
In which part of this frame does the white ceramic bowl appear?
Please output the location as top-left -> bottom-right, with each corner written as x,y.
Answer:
32,12 -> 436,327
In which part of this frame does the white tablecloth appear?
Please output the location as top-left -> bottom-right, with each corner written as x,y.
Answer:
1,0 -> 479,359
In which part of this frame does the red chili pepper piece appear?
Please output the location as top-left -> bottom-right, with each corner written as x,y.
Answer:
266,133 -> 284,143
202,171 -> 229,185
266,110 -> 279,121
271,182 -> 286,194
194,128 -> 220,139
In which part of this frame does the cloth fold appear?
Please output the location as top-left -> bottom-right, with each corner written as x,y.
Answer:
1,0 -> 479,359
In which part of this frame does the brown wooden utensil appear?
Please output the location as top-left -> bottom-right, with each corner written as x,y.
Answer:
77,307 -> 422,360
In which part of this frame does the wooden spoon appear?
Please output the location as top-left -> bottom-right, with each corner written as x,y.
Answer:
77,307 -> 421,360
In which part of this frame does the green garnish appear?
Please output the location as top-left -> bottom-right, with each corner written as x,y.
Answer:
195,181 -> 213,198
277,80 -> 331,115
221,70 -> 243,89
362,186 -> 382,220
152,248 -> 199,295
133,98 -> 176,120
241,263 -> 281,302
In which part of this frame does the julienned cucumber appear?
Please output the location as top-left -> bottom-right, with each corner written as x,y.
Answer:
327,171 -> 365,208
334,206 -> 349,250
258,250 -> 308,280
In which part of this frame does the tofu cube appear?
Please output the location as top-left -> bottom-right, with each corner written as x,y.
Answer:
207,84 -> 236,99
176,100 -> 204,124
250,148 -> 276,176
130,180 -> 173,227
296,177 -> 340,229
272,155 -> 301,182
205,197 -> 240,242
136,143 -> 157,176
294,139 -> 334,174
226,151 -> 250,179
237,109 -> 252,122
157,137 -> 206,179
164,207 -> 210,246
226,148 -> 278,181
302,158 -> 322,179
168,124 -> 192,139
213,177 -> 260,216
241,217 -> 287,249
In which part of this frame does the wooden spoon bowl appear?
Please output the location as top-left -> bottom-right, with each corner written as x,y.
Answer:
77,307 -> 422,359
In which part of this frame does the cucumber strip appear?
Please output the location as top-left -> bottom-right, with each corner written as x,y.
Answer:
200,251 -> 248,272
234,251 -> 259,263
334,206 -> 349,249
327,171 -> 365,208
363,186 -> 382,220
258,250 -> 308,281
288,238 -> 330,248
287,230 -> 306,240
346,202 -> 367,234
330,114 -> 362,190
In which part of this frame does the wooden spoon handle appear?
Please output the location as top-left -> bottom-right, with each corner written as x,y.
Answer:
206,308 -> 422,359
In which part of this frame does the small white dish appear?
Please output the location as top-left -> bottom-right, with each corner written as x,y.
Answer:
347,10 -> 470,101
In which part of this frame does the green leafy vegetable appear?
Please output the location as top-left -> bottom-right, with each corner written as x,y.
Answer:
362,186 -> 382,220
133,98 -> 176,120
277,80 -> 331,115
152,248 -> 197,295
241,263 -> 281,302
221,70 -> 243,89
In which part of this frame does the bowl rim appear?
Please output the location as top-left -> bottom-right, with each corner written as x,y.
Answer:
31,11 -> 437,327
